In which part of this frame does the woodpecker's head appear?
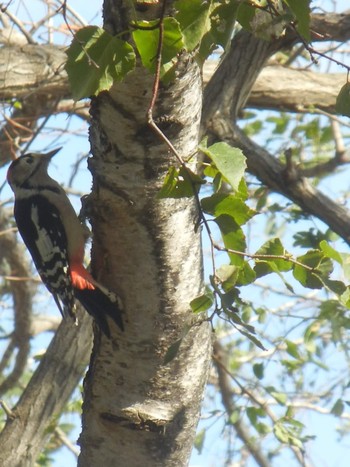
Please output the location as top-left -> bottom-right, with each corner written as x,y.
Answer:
7,148 -> 61,192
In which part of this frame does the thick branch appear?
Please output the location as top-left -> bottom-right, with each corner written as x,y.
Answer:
78,3 -> 212,465
233,123 -> 350,244
0,311 -> 93,466
0,12 -> 348,166
0,208 -> 32,396
0,45 -> 72,166
202,28 -> 350,245
0,45 -> 68,100
79,57 -> 212,467
0,45 -> 345,117
310,12 -> 350,42
203,62 -> 345,113
213,340 -> 271,467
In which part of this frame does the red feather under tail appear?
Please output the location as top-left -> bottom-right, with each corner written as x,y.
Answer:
70,263 -> 124,336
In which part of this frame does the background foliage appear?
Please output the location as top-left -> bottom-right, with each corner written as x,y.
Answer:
1,0 -> 350,466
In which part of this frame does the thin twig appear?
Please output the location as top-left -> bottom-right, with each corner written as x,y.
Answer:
21,97 -> 61,154
212,241 -> 315,271
54,426 -> 80,457
1,8 -> 36,44
0,400 -> 16,420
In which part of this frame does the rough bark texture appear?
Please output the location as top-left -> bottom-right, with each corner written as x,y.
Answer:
77,2 -> 212,466
0,45 -> 68,99
0,310 -> 93,466
1,6 -> 350,467
203,62 -> 346,114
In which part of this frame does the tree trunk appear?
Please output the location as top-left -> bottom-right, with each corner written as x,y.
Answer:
78,2 -> 212,466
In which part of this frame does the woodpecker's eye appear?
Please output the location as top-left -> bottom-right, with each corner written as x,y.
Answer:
24,156 -> 34,164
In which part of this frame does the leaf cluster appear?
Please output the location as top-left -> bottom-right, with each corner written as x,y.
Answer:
65,0 -> 312,100
158,135 -> 350,360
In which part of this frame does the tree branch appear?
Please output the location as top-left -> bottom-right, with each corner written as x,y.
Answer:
213,340 -> 271,467
0,310 -> 93,466
0,208 -> 32,396
202,27 -> 350,246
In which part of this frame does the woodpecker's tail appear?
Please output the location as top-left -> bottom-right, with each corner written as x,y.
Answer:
74,287 -> 124,338
70,264 -> 124,337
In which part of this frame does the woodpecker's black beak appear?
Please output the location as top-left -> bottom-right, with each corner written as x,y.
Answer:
43,147 -> 62,160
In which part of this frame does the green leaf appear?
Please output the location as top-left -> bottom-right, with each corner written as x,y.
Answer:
190,293 -> 214,313
239,329 -> 266,351
293,250 -> 333,289
285,340 -> 301,360
175,0 -> 212,51
237,262 -> 256,286
319,240 -> 343,264
236,2 -> 256,31
214,215 -> 246,266
237,178 -> 249,201
331,398 -> 344,417
273,418 -> 304,448
163,325 -> 190,364
273,423 -> 289,444
281,359 -> 303,372
199,141 -> 247,191
221,288 -> 237,310
293,265 -> 323,289
66,26 -> 135,100
266,386 -> 288,405
296,249 -> 324,268
340,287 -> 350,308
194,428 -> 206,454
253,363 -> 264,380
201,193 -> 256,226
336,82 -> 350,117
158,166 -> 204,198
228,409 -> 240,425
323,278 -> 346,295
216,264 -> 238,286
196,1 -> 238,61
254,238 -> 292,278
255,422 -> 271,435
132,18 -> 183,75
340,253 -> 350,281
246,407 -> 266,426
208,1 -> 238,50
294,228 -> 328,249
283,0 -> 310,40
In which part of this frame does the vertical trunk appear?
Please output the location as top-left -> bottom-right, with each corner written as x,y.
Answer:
78,2 -> 212,466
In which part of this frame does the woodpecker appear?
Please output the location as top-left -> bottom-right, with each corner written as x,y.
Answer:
7,149 -> 124,337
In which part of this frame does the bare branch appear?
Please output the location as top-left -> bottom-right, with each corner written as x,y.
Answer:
0,207 -> 33,397
0,310 -> 93,466
213,340 -> 271,467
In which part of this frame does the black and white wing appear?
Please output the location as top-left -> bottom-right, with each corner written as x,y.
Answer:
14,194 -> 76,319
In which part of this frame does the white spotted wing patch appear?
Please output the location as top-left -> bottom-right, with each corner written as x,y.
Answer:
14,195 -> 76,320
31,205 -> 62,263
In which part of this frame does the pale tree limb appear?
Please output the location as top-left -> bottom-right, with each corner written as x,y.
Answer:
77,2 -> 212,466
213,340 -> 271,467
202,27 -> 350,246
0,208 -> 32,396
0,309 -> 93,467
0,11 -> 349,165
213,340 -> 307,466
